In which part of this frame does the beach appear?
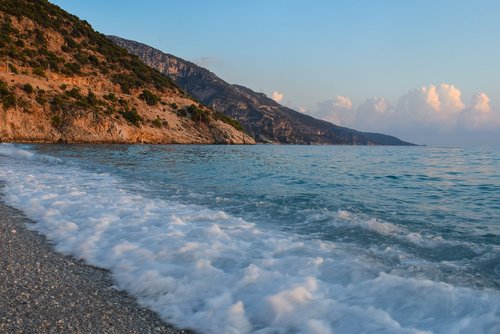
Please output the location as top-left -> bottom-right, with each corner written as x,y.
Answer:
0,201 -> 191,334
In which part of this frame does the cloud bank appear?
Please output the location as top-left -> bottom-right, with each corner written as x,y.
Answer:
271,91 -> 284,102
307,84 -> 500,145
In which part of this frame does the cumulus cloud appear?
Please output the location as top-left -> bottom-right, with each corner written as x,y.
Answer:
271,91 -> 284,102
308,83 -> 500,144
470,92 -> 491,113
309,96 -> 354,125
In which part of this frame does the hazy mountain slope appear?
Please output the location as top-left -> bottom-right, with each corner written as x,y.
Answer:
0,0 -> 254,144
109,36 -> 414,145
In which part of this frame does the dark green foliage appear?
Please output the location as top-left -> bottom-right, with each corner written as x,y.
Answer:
63,62 -> 81,75
22,83 -> 34,94
169,102 -> 178,110
34,29 -> 46,45
152,116 -> 163,128
35,90 -> 47,105
65,87 -> 82,99
86,90 -> 99,106
64,36 -> 78,49
8,63 -> 18,74
214,111 -> 245,131
87,54 -> 99,66
32,67 -> 45,77
188,104 -> 209,123
103,93 -> 116,102
51,115 -> 61,127
0,79 -> 16,109
139,89 -> 160,106
60,84 -> 68,90
119,107 -> 142,126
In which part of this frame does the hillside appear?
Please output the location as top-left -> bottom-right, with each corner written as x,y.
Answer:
109,36 -> 414,145
0,0 -> 254,144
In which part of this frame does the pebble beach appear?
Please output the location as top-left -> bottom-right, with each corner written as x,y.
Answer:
0,202 -> 191,334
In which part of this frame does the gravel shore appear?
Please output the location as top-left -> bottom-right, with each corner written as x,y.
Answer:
0,202 -> 192,334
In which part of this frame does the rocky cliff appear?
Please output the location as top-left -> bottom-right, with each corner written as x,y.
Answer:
0,0 -> 254,144
110,36 -> 414,145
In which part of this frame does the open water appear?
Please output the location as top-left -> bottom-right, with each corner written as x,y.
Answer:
0,143 -> 499,333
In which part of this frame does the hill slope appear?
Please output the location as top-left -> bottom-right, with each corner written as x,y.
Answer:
110,36 -> 414,145
0,0 -> 254,144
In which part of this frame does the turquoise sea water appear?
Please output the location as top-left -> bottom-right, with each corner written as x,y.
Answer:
1,144 -> 499,333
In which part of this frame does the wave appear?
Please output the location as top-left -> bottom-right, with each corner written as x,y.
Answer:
1,145 -> 499,333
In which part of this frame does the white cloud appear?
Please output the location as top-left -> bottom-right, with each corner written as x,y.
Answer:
470,92 -> 491,113
333,95 -> 353,110
271,91 -> 284,102
298,106 -> 307,113
308,83 -> 500,144
309,96 -> 354,125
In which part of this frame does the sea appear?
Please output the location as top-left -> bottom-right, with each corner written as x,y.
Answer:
0,143 -> 499,334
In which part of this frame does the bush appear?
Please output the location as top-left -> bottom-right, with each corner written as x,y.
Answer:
188,104 -> 209,123
51,115 -> 61,127
119,107 -> 142,126
103,93 -> 116,102
152,116 -> 163,128
0,79 -> 16,109
8,63 -> 18,74
23,83 -> 34,94
214,111 -> 244,131
32,67 -> 45,77
139,89 -> 160,106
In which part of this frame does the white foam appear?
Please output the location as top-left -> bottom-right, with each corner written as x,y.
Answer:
1,145 -> 499,333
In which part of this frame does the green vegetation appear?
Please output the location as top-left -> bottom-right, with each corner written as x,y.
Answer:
188,104 -> 209,123
139,89 -> 160,106
152,116 -> 163,128
0,79 -> 16,109
8,63 -> 18,73
22,83 -> 34,94
119,107 -> 142,126
103,93 -> 116,102
0,0 -> 179,94
51,115 -> 61,127
32,67 -> 45,77
214,111 -> 245,131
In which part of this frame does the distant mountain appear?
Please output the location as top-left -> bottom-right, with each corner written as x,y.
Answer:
0,0 -> 253,144
109,36 -> 415,145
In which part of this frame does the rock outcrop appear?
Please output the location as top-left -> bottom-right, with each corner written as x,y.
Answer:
0,0 -> 254,144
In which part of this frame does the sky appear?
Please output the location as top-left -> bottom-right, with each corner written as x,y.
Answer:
49,0 -> 500,146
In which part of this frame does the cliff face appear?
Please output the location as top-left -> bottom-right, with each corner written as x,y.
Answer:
0,1 -> 254,144
110,36 -> 414,145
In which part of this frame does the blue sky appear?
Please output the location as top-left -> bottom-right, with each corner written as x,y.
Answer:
50,0 -> 500,145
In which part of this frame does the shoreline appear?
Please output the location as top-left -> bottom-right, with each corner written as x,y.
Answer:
0,201 -> 192,334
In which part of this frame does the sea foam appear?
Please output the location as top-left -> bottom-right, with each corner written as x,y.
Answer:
1,144 -> 499,333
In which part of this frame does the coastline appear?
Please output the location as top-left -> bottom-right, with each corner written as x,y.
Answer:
0,200 -> 192,334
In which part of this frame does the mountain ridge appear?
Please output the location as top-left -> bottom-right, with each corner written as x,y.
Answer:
109,36 -> 415,146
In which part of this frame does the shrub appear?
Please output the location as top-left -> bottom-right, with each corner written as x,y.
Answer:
65,87 -> 81,99
214,111 -> 244,131
152,116 -> 163,128
51,115 -> 61,127
188,104 -> 209,123
23,83 -> 34,94
139,89 -> 160,106
8,63 -> 18,74
103,93 -> 116,102
119,107 -> 142,126
32,67 -> 45,77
